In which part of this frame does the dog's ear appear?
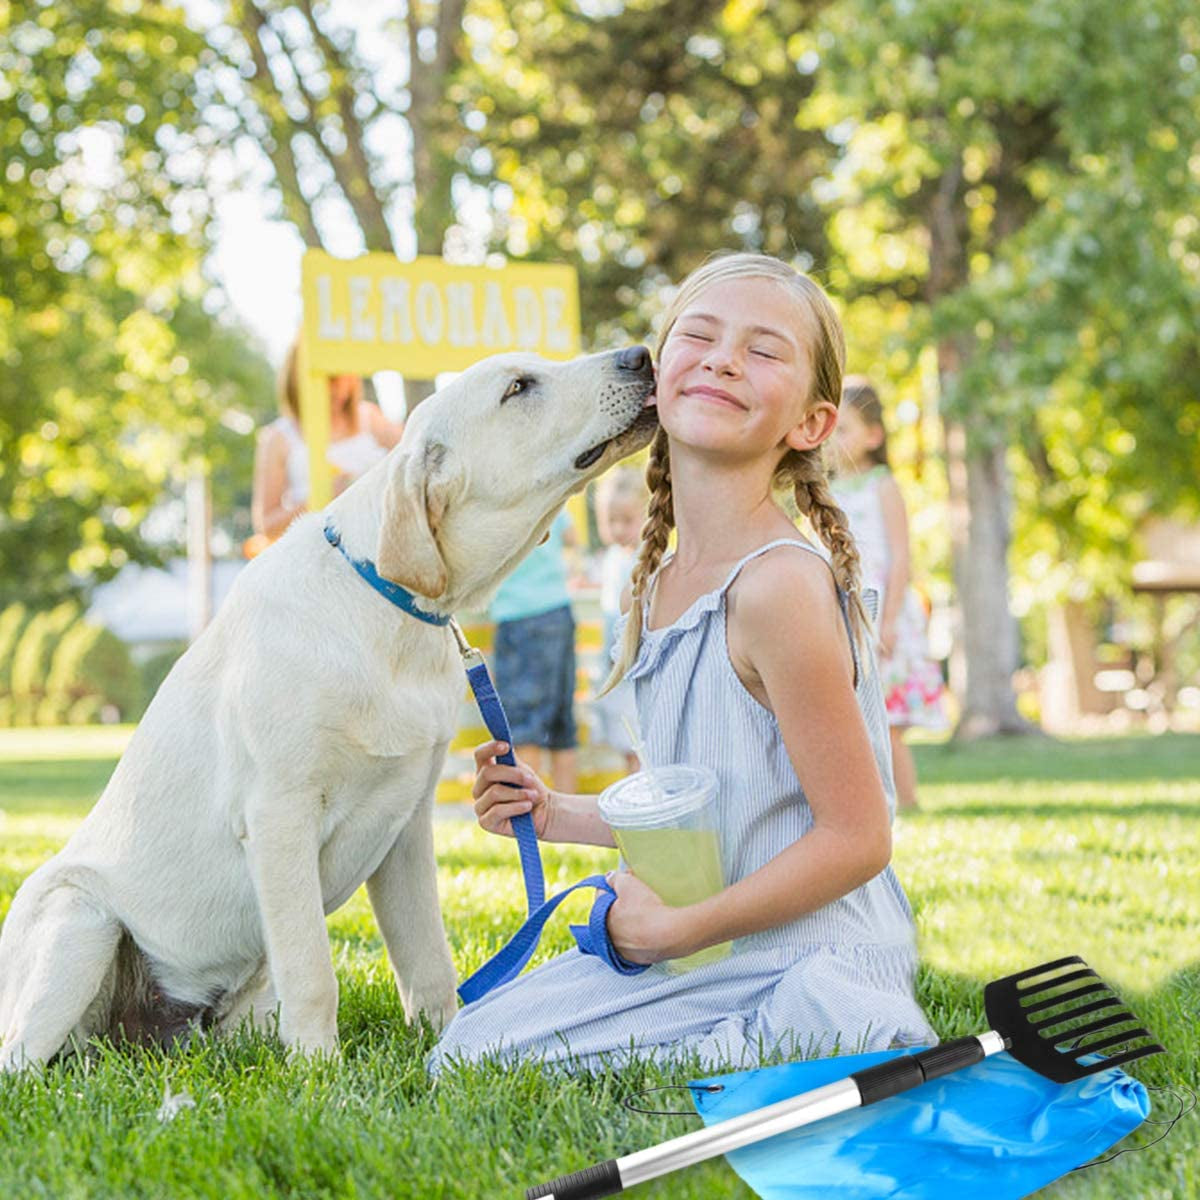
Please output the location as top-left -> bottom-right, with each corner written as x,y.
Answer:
376,443 -> 451,598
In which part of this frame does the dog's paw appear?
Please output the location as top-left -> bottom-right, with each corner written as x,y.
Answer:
283,1031 -> 341,1062
403,983 -> 458,1033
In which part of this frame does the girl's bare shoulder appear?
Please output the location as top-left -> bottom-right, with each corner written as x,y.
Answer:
728,543 -> 841,636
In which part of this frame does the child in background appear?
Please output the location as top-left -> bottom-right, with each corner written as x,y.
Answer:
431,253 -> 933,1074
488,509 -> 580,793
831,377 -> 947,810
588,467 -> 645,775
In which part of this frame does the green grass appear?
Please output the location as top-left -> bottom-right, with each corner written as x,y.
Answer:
1,729 -> 1197,1198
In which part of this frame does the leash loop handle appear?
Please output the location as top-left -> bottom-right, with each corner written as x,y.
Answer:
458,874 -> 645,1005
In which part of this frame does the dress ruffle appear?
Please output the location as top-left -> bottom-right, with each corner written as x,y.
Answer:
617,589 -> 729,682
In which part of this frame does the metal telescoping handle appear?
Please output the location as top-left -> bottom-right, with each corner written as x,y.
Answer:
524,1079 -> 859,1197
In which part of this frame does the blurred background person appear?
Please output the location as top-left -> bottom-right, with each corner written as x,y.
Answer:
588,466 -> 645,775
832,376 -> 947,810
250,339 -> 404,545
488,509 -> 580,792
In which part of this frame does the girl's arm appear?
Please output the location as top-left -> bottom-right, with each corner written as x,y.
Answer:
607,551 -> 892,963
251,426 -> 305,540
877,473 -> 911,655
472,740 -> 616,848
546,790 -> 616,847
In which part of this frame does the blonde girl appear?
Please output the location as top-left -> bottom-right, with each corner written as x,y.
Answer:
430,253 -> 933,1074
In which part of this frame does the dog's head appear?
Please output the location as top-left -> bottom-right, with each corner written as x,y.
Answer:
371,347 -> 657,608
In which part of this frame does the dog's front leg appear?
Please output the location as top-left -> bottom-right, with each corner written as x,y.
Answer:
366,791 -> 458,1032
244,805 -> 339,1056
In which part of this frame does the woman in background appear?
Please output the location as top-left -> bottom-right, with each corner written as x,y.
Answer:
251,339 -> 403,543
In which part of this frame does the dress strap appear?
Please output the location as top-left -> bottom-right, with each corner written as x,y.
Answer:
719,538 -> 868,689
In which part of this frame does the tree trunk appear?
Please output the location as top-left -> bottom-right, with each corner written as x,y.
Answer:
926,155 -> 1031,739
941,399 -> 1031,738
403,0 -> 466,416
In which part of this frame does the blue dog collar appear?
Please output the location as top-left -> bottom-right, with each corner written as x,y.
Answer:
323,521 -> 451,627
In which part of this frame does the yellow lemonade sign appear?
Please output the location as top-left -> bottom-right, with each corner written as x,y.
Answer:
297,251 -> 581,505
301,251 -> 580,375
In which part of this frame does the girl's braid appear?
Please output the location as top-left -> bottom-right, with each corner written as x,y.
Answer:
788,449 -> 873,675
601,427 -> 673,695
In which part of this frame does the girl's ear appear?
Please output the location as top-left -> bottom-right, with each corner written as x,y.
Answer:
784,401 -> 839,453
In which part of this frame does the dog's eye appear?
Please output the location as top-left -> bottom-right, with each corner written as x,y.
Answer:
501,375 -> 533,403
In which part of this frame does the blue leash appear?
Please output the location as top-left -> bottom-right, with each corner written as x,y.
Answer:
448,619 -> 648,1004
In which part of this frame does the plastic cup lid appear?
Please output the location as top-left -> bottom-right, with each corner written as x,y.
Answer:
598,764 -> 719,830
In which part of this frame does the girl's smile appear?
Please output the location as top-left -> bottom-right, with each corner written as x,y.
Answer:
683,383 -> 747,411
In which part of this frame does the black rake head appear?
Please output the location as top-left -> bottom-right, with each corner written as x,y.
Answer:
984,955 -> 1165,1085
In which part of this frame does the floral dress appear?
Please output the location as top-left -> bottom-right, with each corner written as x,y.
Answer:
831,466 -> 948,729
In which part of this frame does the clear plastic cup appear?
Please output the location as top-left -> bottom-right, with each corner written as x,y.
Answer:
598,764 -> 731,973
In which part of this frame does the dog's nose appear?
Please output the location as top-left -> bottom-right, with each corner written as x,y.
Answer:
616,345 -> 652,375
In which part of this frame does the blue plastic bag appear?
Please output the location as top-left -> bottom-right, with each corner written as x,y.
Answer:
689,1049 -> 1148,1199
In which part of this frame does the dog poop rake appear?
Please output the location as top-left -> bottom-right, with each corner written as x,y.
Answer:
525,956 -> 1165,1199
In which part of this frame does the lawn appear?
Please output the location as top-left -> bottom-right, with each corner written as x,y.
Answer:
0,727 -> 1196,1199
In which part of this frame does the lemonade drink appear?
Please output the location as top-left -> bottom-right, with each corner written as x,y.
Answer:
611,827 -> 730,972
599,765 -> 731,974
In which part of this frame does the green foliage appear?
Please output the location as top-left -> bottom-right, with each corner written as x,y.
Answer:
0,1 -> 276,609
45,619 -> 142,724
8,601 -> 78,726
0,604 -> 30,695
137,640 -> 188,714
813,0 -> 1200,603
450,0 -> 834,344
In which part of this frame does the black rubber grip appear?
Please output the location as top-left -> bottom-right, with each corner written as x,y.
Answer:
851,1055 -> 926,1106
851,1037 -> 984,1106
910,1035 -> 986,1081
526,1159 -> 623,1199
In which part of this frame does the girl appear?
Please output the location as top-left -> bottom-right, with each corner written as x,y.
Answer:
832,379 -> 948,810
429,254 -> 933,1074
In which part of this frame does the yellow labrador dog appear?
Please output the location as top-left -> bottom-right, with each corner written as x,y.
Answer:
0,346 -> 656,1071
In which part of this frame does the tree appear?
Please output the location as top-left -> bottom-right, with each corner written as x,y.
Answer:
0,0 -> 277,608
445,0 -> 834,345
195,0 -> 468,408
814,0 -> 1200,736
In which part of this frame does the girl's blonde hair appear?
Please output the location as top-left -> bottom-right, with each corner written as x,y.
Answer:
603,252 -> 870,693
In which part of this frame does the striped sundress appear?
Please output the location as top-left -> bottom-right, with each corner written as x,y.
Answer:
428,538 -> 934,1075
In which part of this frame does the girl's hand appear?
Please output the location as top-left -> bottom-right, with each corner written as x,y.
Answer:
472,740 -> 553,839
604,869 -> 695,965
